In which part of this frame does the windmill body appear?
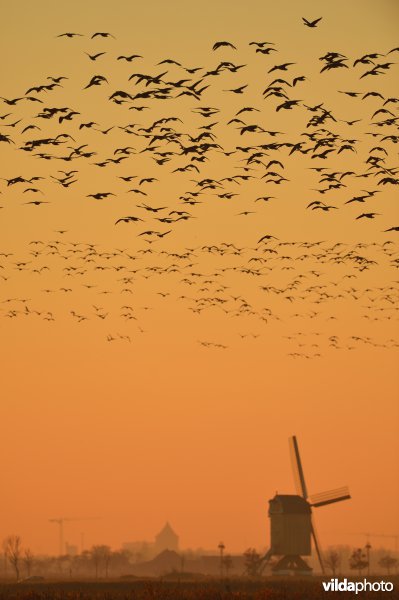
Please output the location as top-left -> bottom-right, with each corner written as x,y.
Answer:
262,436 -> 350,575
269,495 -> 312,555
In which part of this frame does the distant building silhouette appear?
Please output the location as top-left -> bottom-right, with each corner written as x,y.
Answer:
123,522 -> 179,560
154,522 -> 179,553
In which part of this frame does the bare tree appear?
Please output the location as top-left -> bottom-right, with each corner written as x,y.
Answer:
349,548 -> 368,576
1,539 -> 8,577
110,549 -> 132,574
324,548 -> 341,576
223,554 -> 233,576
379,555 -> 398,576
101,545 -> 112,578
23,548 -> 34,577
90,545 -> 103,579
4,535 -> 22,581
89,545 -> 113,578
243,548 -> 262,578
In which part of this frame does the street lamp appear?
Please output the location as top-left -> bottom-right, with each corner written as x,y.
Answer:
365,542 -> 372,576
218,542 -> 225,578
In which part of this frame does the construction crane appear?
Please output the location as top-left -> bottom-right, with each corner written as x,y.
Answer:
49,517 -> 99,555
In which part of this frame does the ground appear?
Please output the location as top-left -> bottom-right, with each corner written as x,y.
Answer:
0,577 -> 398,599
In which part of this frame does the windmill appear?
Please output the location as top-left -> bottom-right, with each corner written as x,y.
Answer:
261,435 -> 351,575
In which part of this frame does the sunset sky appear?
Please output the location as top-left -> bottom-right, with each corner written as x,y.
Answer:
0,0 -> 398,559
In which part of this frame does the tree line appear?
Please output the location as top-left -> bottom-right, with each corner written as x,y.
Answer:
1,535 -> 398,581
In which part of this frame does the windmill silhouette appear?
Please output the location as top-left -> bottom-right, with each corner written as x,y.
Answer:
261,435 -> 351,575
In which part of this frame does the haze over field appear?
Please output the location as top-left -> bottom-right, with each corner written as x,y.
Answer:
0,0 -> 398,557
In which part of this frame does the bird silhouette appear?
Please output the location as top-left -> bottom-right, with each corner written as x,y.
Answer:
302,17 -> 322,27
212,41 -> 237,51
85,52 -> 106,61
91,32 -> 115,39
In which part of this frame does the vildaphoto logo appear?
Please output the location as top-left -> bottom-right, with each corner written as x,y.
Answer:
322,578 -> 394,594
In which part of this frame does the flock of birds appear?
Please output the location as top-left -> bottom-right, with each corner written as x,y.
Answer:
0,19 -> 398,357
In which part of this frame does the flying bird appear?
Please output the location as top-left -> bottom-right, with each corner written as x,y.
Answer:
212,41 -> 237,51
356,213 -> 380,219
302,17 -> 323,27
57,33 -> 83,38
85,52 -> 106,61
91,32 -> 115,39
258,234 -> 278,243
268,63 -> 295,73
83,75 -> 108,89
115,216 -> 143,224
117,54 -> 143,61
224,85 -> 248,94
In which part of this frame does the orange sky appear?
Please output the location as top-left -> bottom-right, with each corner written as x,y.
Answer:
0,0 -> 398,558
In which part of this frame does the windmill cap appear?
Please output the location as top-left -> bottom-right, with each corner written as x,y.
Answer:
269,494 -> 311,515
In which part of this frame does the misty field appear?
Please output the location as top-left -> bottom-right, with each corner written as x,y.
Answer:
0,579 -> 397,600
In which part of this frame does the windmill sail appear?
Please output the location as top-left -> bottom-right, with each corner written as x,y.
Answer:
310,486 -> 351,507
289,435 -> 308,499
310,513 -> 325,574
